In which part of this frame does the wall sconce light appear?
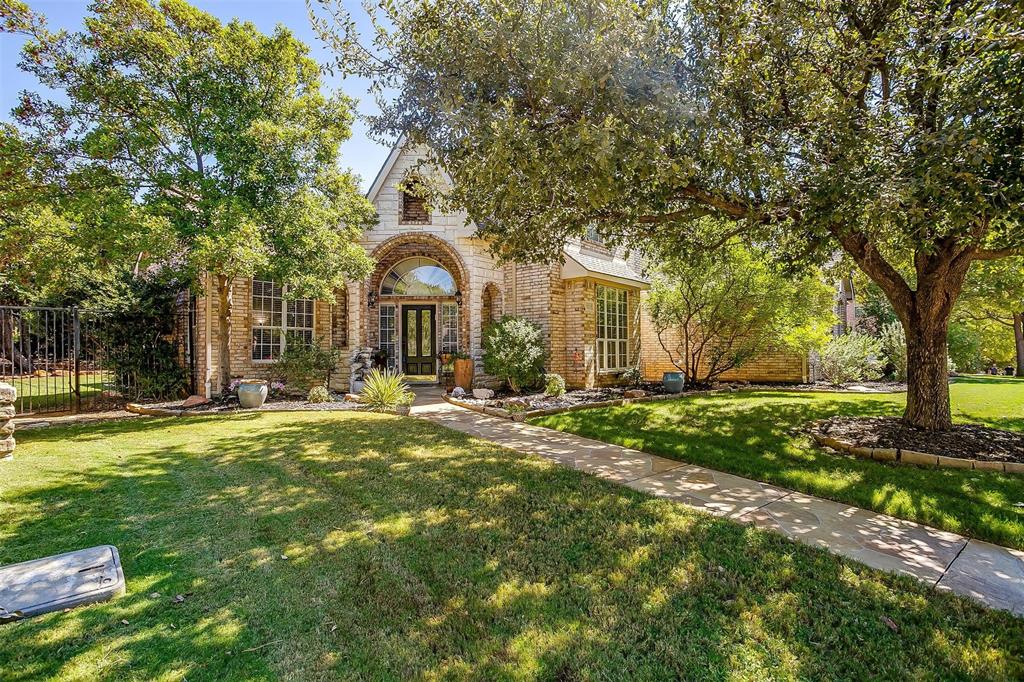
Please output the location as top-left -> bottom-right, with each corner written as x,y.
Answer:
368,291 -> 378,309
454,290 -> 463,307
254,314 -> 266,327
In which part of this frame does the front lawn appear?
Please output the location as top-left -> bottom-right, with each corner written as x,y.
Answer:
532,377 -> 1024,550
2,412 -> 1022,679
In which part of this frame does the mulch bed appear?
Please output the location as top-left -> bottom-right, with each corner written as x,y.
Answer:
812,416 -> 1024,463
144,393 -> 362,414
457,383 -> 679,411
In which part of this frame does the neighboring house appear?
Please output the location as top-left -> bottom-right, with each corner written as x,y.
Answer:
192,144 -> 805,396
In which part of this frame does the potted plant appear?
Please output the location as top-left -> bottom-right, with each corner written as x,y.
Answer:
452,351 -> 474,391
395,392 -> 416,416
440,355 -> 456,391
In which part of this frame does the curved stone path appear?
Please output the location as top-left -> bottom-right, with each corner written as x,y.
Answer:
411,387 -> 1024,617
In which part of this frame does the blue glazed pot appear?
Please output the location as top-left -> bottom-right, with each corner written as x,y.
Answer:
237,380 -> 268,408
663,372 -> 685,393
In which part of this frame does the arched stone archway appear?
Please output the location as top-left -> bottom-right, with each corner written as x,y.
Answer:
362,234 -> 471,374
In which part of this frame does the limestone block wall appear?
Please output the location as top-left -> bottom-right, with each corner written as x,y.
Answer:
0,381 -> 14,460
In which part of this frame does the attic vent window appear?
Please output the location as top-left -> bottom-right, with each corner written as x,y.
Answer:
400,179 -> 430,224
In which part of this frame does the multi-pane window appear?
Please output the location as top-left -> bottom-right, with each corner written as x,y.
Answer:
379,304 -> 397,369
596,285 -> 628,372
583,223 -> 605,246
441,303 -> 459,354
251,279 -> 314,361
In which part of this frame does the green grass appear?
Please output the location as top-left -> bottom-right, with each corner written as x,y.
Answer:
532,377 -> 1024,550
2,412 -> 1023,680
9,372 -> 109,414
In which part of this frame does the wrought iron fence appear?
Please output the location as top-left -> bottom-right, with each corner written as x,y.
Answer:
0,304 -> 196,416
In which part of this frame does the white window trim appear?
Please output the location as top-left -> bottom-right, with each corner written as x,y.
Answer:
251,279 -> 316,364
596,284 -> 629,373
379,303 -> 399,370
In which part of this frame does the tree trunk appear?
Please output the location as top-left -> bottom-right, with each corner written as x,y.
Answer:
903,318 -> 952,430
1014,312 -> 1024,377
217,275 -> 233,394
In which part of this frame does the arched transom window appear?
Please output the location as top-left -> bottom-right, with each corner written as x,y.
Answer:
380,257 -> 456,296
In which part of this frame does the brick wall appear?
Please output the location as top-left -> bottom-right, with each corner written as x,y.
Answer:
637,291 -> 806,384
194,275 -> 351,396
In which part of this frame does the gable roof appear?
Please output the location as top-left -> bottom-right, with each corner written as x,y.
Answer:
366,134 -> 407,203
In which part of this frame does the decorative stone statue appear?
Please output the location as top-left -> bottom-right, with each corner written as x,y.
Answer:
0,381 -> 15,461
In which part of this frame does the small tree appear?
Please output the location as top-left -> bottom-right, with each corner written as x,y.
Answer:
646,242 -> 833,386
482,316 -> 546,393
958,258 -> 1024,377
820,334 -> 883,387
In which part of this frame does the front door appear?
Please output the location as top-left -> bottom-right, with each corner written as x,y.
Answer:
402,305 -> 436,377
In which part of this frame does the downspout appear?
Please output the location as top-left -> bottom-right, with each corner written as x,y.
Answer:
205,272 -> 213,398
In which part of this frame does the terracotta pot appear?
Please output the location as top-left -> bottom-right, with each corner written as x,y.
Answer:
453,358 -> 474,391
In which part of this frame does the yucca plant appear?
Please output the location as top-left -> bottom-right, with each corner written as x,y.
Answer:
359,368 -> 414,412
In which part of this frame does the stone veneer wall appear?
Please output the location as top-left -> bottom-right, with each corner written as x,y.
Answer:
194,275 -> 350,396
637,291 -> 806,383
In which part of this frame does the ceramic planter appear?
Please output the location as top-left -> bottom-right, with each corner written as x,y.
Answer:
454,358 -> 474,391
237,380 -> 268,408
395,405 -> 412,416
663,372 -> 685,393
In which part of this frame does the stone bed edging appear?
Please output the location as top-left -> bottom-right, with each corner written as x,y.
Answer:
442,388 -> 728,422
809,426 -> 1024,474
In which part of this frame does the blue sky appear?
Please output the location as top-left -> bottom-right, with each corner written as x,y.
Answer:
0,0 -> 392,191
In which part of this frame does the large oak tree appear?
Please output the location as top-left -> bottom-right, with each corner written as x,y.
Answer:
313,0 -> 1023,429
10,0 -> 376,391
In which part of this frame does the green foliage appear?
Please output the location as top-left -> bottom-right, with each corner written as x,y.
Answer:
819,334 -> 883,386
647,241 -> 833,385
13,0 -> 376,383
621,366 -> 643,387
359,368 -> 414,412
482,316 -> 546,393
878,322 -> 908,382
272,336 -> 342,392
307,385 -> 331,404
948,323 -> 984,374
91,274 -> 189,402
543,373 -> 565,397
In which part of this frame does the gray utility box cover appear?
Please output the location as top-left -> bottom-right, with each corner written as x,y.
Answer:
0,545 -> 125,623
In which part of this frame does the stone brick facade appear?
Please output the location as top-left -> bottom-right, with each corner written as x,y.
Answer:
192,144 -> 805,396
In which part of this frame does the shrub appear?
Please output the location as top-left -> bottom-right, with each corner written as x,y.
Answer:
621,366 -> 643,386
272,335 -> 342,391
359,368 -> 413,412
819,333 -> 883,386
307,385 -> 331,403
482,316 -> 546,393
878,321 -> 908,382
543,373 -> 566,397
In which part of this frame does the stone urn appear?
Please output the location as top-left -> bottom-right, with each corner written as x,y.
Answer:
0,381 -> 15,461
237,380 -> 268,409
453,357 -> 474,391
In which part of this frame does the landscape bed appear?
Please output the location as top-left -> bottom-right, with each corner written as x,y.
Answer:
1,411 -> 1023,679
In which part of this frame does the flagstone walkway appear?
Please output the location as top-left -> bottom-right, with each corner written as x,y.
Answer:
411,387 -> 1024,617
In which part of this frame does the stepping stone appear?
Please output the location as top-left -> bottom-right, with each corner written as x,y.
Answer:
0,545 -> 125,622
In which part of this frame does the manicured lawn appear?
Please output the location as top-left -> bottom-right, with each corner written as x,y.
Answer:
532,377 -> 1024,550
9,372 -> 110,414
2,413 -> 1023,679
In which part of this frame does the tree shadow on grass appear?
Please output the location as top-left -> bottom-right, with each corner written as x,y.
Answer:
1,412 -> 1023,680
534,392 -> 1024,549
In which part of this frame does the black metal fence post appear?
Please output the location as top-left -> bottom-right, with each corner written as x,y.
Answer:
73,306 -> 81,413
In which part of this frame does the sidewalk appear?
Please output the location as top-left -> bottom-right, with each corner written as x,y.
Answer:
411,388 -> 1024,617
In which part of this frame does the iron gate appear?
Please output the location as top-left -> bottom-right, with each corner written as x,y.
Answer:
0,304 -> 196,416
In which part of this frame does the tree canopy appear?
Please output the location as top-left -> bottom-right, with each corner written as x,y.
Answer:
314,0 -> 1024,428
8,0 -> 377,388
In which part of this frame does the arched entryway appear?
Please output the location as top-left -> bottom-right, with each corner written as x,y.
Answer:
366,235 -> 470,380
